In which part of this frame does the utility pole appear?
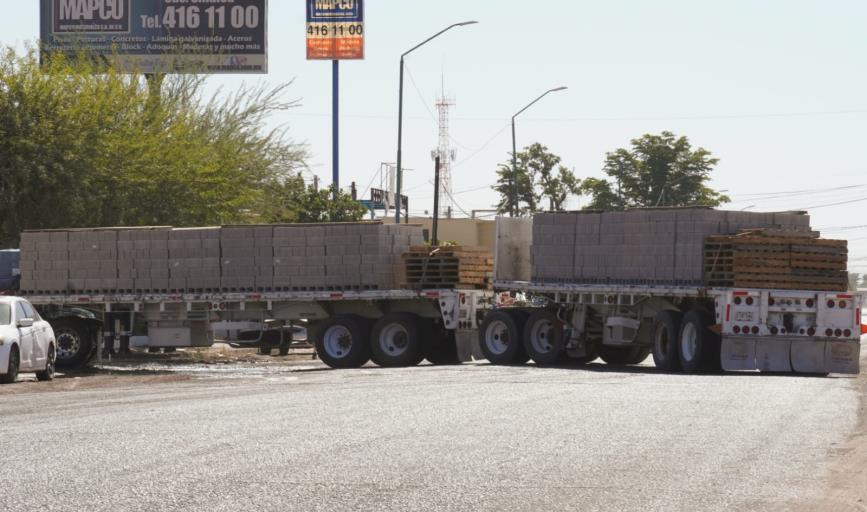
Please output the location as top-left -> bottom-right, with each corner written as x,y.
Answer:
432,155 -> 441,246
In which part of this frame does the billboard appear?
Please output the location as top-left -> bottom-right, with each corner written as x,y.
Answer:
40,0 -> 268,74
306,0 -> 364,60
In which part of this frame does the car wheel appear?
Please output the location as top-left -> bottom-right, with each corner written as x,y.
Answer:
1,346 -> 19,384
36,344 -> 56,382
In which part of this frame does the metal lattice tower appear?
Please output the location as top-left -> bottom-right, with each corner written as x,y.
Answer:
433,92 -> 456,218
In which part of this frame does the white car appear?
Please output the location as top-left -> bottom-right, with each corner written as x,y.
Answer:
0,297 -> 56,384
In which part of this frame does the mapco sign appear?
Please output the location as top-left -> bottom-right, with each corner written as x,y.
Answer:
52,0 -> 131,33
40,0 -> 268,74
306,0 -> 364,60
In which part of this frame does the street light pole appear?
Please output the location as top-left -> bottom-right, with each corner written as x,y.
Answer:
510,86 -> 568,217
395,21 -> 478,224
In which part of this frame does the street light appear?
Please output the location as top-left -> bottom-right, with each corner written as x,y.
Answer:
511,86 -> 568,217
395,20 -> 479,224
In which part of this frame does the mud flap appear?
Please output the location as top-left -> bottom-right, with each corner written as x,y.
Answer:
825,341 -> 861,375
756,339 -> 792,372
455,330 -> 484,362
721,337 -> 757,371
790,340 -> 826,374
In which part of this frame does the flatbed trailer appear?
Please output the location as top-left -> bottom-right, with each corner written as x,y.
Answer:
483,280 -> 864,375
21,278 -> 864,375
23,288 -> 496,369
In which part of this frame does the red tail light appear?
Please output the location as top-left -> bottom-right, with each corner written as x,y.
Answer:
826,328 -> 834,337
806,299 -> 815,308
751,326 -> 759,335
733,326 -> 741,334
827,300 -> 836,309
807,327 -> 816,336
844,329 -> 852,338
835,329 -> 843,337
746,297 -> 754,306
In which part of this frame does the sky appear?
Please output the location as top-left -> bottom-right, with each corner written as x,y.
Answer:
4,1 -> 867,266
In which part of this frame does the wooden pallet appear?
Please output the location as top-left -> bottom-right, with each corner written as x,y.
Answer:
703,233 -> 849,291
401,245 -> 494,290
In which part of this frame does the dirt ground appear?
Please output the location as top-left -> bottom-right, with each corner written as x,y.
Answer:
797,369 -> 867,511
0,344 -> 318,396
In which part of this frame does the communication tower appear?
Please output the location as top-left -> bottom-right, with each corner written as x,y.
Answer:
432,91 -> 456,218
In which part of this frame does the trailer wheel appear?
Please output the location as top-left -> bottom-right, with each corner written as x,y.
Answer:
424,323 -> 461,365
479,310 -> 527,365
52,319 -> 94,370
652,310 -> 682,372
678,309 -> 722,374
523,310 -> 566,366
598,345 -> 649,366
314,315 -> 371,369
370,314 -> 426,368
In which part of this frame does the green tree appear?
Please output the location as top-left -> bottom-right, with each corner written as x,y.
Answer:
848,272 -> 862,291
493,143 -> 581,215
581,131 -> 729,210
0,46 -> 307,247
258,175 -> 367,224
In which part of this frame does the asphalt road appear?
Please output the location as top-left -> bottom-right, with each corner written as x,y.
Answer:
1,351 -> 865,512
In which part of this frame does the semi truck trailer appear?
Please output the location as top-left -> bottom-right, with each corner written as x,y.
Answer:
10,211 -> 865,375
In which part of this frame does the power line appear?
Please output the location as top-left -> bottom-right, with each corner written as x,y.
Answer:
291,108 -> 867,123
803,196 -> 867,210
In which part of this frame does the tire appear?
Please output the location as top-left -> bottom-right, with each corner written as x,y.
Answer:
36,344 -> 56,382
52,319 -> 94,370
598,345 -> 649,366
652,310 -> 682,372
370,313 -> 426,368
523,310 -> 566,366
313,315 -> 371,369
1,346 -> 19,384
258,346 -> 272,356
479,310 -> 527,365
424,323 -> 461,365
678,309 -> 722,374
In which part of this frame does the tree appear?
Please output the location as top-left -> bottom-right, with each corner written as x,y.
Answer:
257,174 -> 367,224
493,143 -> 581,215
0,46 -> 308,247
581,131 -> 729,211
848,272 -> 862,291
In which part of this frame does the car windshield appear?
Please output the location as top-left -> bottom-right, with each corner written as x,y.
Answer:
0,304 -> 10,326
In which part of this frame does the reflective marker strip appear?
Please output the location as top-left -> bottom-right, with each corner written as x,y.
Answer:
726,304 -> 731,322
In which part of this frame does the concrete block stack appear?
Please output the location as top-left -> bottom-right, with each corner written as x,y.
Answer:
18,231 -> 68,293
271,223 -> 424,291
168,228 -> 221,292
19,222 -> 426,294
531,208 -> 812,286
220,226 -> 273,292
119,228 -> 171,293
68,230 -> 118,293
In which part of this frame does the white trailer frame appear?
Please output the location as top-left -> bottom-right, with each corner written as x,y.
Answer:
23,288 -> 497,368
486,279 -> 863,374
